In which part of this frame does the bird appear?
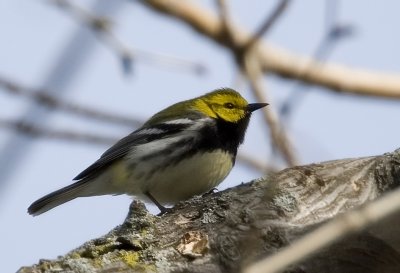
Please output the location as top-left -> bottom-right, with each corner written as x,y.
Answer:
28,88 -> 268,216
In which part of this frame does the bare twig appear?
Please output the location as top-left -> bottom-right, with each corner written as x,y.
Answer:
242,1 -> 295,162
243,0 -> 290,51
51,0 -> 207,75
0,119 -> 118,145
214,0 -> 296,166
237,153 -> 277,173
243,187 -> 400,273
1,74 -> 277,171
139,0 -> 400,99
243,54 -> 297,166
0,76 -> 143,127
215,0 -> 236,45
325,0 -> 339,33
280,0 -> 354,118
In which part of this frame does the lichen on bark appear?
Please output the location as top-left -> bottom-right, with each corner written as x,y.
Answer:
18,149 -> 400,273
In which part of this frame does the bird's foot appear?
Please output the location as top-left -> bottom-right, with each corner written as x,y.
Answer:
157,207 -> 173,216
202,187 -> 219,197
145,191 -> 172,216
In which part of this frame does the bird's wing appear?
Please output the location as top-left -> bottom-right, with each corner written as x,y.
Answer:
73,121 -> 192,181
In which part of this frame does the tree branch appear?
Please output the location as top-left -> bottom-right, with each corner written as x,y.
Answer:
0,119 -> 118,145
215,0 -> 297,166
51,0 -> 207,75
243,0 -> 290,51
280,0 -> 355,118
242,53 -> 297,166
138,0 -> 400,99
17,149 -> 400,273
245,180 -> 400,273
0,76 -> 142,127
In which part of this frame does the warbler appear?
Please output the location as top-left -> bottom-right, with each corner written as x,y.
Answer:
28,88 -> 268,216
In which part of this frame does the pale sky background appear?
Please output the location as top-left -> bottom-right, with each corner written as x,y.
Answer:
1,1 -> 400,272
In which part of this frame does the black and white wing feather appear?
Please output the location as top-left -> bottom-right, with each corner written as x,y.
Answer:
73,120 -> 195,181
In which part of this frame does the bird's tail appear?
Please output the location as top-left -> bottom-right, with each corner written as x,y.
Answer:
28,180 -> 92,216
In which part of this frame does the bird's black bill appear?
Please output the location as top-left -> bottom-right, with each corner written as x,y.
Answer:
247,103 -> 269,112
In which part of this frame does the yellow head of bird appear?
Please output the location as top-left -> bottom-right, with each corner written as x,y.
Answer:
144,88 -> 267,126
193,88 -> 267,123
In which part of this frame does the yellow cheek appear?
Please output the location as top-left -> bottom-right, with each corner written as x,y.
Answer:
221,110 -> 246,123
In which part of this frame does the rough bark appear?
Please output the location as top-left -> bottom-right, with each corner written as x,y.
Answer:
18,149 -> 400,273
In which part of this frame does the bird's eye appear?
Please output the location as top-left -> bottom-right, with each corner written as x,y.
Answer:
224,102 -> 234,109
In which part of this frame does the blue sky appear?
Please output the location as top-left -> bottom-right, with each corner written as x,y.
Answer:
1,1 -> 400,272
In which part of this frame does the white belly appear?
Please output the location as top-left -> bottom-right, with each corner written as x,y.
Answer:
86,150 -> 234,204
133,150 -> 233,204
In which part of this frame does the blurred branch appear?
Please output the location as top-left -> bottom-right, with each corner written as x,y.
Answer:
0,118 -> 270,173
0,74 -> 273,172
0,76 -> 142,127
237,152 -> 277,173
139,0 -> 400,99
215,0 -> 236,44
215,0 -> 297,166
244,186 -> 400,273
243,54 -> 297,166
0,119 -> 118,145
50,0 -> 207,75
243,0 -> 290,51
280,0 -> 355,118
325,0 -> 339,33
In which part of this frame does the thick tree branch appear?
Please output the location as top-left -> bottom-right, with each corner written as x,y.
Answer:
245,182 -> 400,273
18,149 -> 400,273
138,0 -> 400,99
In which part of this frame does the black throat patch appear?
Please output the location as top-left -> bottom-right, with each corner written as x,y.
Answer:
195,115 -> 251,162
